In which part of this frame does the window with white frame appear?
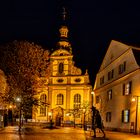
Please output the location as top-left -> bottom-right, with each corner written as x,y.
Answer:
122,109 -> 130,123
123,81 -> 132,95
107,89 -> 112,101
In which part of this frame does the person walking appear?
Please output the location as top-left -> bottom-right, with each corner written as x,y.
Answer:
95,110 -> 105,138
91,106 -> 105,138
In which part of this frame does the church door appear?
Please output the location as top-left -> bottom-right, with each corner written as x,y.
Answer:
56,116 -> 61,126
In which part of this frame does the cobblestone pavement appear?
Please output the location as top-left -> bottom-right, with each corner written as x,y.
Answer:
1,126 -> 140,140
85,129 -> 140,140
0,126 -> 86,140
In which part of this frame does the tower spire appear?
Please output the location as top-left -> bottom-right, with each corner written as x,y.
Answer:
56,7 -> 72,53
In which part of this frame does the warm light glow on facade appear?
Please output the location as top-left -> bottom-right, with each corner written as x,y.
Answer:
91,91 -> 94,95
48,112 -> 52,117
83,108 -> 86,113
132,97 -> 136,102
9,105 -> 12,108
66,113 -> 69,116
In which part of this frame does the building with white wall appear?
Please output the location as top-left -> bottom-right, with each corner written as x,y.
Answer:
94,40 -> 140,133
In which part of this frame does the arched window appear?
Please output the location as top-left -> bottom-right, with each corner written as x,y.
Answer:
74,94 -> 81,109
58,63 -> 64,74
57,94 -> 63,105
40,94 -> 47,116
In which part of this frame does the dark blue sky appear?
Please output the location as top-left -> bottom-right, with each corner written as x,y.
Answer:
0,0 -> 140,84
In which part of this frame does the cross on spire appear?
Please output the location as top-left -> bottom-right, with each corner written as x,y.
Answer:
62,7 -> 67,21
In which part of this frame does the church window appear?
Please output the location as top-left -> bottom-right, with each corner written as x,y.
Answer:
58,63 -> 64,74
57,78 -> 64,83
75,78 -> 81,82
40,94 -> 47,116
60,53 -> 64,56
74,94 -> 81,109
57,94 -> 64,105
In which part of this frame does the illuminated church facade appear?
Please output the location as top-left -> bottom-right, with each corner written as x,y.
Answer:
33,10 -> 92,125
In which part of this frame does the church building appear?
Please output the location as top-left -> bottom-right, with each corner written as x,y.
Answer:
33,9 -> 92,126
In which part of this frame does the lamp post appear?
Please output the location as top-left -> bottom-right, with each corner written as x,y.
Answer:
48,112 -> 53,129
16,97 -> 22,132
48,112 -> 52,121
132,96 -> 139,135
83,108 -> 86,131
8,105 -> 13,126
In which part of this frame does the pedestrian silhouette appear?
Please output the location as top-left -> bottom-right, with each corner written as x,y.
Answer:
91,106 -> 105,138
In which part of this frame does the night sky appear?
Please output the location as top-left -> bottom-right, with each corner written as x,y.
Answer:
0,0 -> 140,85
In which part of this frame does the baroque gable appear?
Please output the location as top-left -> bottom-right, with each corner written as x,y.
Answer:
71,63 -> 82,75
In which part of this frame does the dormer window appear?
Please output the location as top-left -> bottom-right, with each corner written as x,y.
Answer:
58,63 -> 64,74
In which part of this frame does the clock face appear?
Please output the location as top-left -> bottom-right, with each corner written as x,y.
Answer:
75,78 -> 81,82
57,79 -> 64,83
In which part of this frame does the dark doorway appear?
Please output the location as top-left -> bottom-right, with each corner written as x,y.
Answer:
56,116 -> 61,126
4,114 -> 8,127
8,109 -> 13,125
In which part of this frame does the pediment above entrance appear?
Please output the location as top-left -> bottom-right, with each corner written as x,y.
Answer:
52,106 -> 64,117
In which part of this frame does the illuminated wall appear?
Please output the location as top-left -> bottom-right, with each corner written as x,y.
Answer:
94,40 -> 140,133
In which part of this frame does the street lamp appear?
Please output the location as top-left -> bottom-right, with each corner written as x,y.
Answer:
48,112 -> 52,120
48,112 -> 53,129
83,108 -> 86,131
132,96 -> 139,135
16,97 -> 22,132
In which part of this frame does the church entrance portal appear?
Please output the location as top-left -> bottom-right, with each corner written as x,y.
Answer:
52,107 -> 63,126
56,116 -> 61,126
